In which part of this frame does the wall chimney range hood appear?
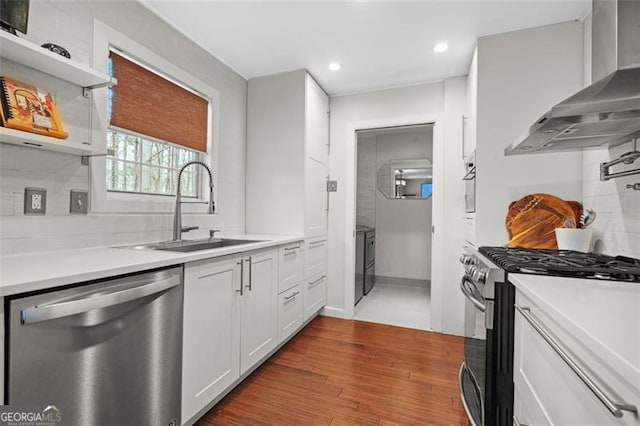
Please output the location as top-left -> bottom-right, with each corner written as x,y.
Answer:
505,0 -> 640,155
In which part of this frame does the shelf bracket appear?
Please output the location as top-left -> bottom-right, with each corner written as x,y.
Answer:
82,77 -> 117,98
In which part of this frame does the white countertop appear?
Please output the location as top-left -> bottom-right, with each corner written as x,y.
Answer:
0,235 -> 303,296
510,273 -> 640,392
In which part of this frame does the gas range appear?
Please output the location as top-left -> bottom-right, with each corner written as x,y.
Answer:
477,246 -> 640,283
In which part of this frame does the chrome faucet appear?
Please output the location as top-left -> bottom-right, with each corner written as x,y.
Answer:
173,160 -> 215,241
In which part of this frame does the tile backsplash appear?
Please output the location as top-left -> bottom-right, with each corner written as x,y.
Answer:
0,0 -> 247,256
582,141 -> 640,258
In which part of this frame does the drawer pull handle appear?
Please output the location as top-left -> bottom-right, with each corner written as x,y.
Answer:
284,246 -> 300,252
309,240 -> 326,246
284,291 -> 300,301
515,305 -> 638,418
309,275 -> 326,287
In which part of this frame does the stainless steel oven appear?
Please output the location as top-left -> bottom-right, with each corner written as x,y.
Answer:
463,150 -> 476,213
459,249 -> 514,426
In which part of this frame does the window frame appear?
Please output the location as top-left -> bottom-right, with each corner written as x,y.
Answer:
91,19 -> 220,214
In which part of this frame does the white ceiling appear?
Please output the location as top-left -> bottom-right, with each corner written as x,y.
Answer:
139,0 -> 590,96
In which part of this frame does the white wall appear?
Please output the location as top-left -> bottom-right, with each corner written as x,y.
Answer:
374,130 -> 433,281
0,1 -> 247,254
327,80 -> 468,335
355,135 -> 376,227
581,13 -> 640,258
474,21 -> 585,246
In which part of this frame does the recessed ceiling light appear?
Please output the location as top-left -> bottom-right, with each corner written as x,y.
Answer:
329,62 -> 341,71
434,43 -> 449,53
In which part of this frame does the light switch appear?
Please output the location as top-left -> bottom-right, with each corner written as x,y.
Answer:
70,190 -> 89,214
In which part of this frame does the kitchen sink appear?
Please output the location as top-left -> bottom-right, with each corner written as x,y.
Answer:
123,238 -> 261,252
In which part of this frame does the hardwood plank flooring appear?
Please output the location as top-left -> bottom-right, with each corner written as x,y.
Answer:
197,317 -> 470,426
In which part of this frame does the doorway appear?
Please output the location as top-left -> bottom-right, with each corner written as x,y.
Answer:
353,124 -> 434,330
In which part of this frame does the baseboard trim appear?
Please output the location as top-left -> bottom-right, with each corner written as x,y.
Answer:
321,306 -> 346,319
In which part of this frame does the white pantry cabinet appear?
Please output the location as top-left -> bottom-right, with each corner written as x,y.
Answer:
182,256 -> 241,424
513,289 -> 639,426
240,249 -> 279,374
246,69 -> 329,239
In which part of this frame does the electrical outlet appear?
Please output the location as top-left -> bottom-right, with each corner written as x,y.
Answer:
24,188 -> 46,215
70,190 -> 89,214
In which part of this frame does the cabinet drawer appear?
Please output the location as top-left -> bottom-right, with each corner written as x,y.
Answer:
514,295 -> 637,426
304,273 -> 327,322
279,243 -> 304,293
278,285 -> 303,344
305,237 -> 327,279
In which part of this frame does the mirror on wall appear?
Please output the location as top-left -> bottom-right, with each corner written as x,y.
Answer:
377,159 -> 433,200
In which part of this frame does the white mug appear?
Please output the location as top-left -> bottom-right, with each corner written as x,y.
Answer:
555,228 -> 593,252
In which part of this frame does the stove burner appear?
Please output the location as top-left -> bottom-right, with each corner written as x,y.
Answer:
478,247 -> 640,283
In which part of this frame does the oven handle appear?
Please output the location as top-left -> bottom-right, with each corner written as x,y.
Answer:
515,305 -> 638,418
460,276 -> 486,312
458,362 -> 483,426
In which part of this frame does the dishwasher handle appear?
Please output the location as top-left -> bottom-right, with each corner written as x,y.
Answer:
21,274 -> 180,325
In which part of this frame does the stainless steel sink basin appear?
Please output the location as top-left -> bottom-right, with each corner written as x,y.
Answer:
124,238 -> 261,253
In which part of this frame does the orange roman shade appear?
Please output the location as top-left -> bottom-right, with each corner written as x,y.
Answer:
109,52 -> 208,152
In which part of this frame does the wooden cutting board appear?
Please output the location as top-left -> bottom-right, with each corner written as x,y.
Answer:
505,193 -> 577,249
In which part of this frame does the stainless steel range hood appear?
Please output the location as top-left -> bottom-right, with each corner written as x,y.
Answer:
505,0 -> 640,155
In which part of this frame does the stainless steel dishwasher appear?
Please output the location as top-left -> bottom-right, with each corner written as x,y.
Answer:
6,266 -> 183,426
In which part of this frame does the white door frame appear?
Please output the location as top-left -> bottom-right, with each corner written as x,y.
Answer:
342,113 -> 445,324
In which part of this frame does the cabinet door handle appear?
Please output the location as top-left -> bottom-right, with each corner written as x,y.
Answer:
309,275 -> 325,287
325,174 -> 330,212
237,260 -> 244,296
461,115 -> 467,159
515,305 -> 638,418
284,291 -> 300,301
283,246 -> 300,255
246,256 -> 253,291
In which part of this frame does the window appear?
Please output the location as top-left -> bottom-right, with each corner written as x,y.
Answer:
106,130 -> 199,196
105,50 -> 209,197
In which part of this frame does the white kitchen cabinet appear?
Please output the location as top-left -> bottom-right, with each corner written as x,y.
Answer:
305,74 -> 329,164
305,237 -> 327,279
182,256 -> 241,424
303,274 -> 327,322
278,285 -> 303,344
513,289 -> 639,426
246,69 -> 330,238
240,249 -> 279,374
278,242 -> 304,293
467,21 -> 584,246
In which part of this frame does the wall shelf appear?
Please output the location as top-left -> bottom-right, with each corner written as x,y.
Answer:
0,31 -> 115,89
0,127 -> 105,156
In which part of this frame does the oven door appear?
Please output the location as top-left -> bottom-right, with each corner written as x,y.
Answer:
459,275 -> 490,426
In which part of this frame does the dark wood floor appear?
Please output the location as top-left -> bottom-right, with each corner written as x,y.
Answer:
197,317 -> 470,426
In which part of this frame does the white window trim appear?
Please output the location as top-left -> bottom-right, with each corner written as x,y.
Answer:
90,19 -> 220,214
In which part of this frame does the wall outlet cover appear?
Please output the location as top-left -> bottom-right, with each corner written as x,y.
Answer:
24,187 -> 47,215
70,190 -> 89,214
